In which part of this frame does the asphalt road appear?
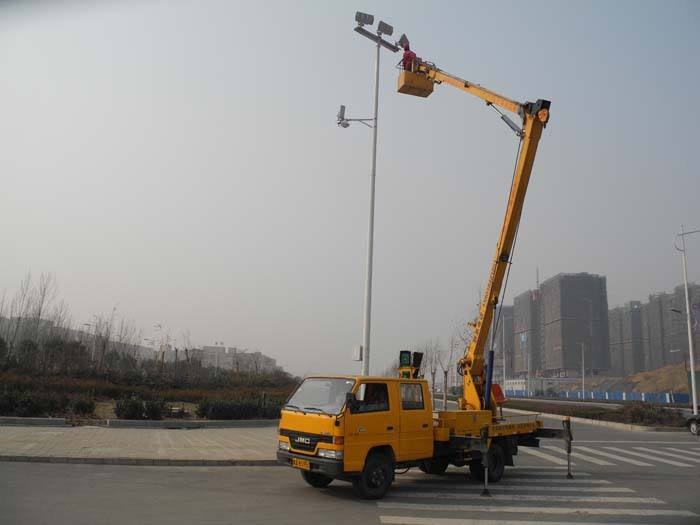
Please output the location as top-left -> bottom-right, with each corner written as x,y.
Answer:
1,419 -> 698,525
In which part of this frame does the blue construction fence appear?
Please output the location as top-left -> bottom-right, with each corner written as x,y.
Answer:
504,390 -> 691,405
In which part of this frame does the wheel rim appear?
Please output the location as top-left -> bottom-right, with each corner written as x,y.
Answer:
368,465 -> 386,488
691,422 -> 699,435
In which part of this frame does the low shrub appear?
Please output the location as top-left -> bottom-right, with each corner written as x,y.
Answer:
115,396 -> 167,420
144,399 -> 166,420
115,396 -> 144,420
69,396 -> 96,416
196,398 -> 282,420
0,389 -> 69,417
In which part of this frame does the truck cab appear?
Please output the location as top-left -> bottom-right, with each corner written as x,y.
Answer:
277,376 -> 434,498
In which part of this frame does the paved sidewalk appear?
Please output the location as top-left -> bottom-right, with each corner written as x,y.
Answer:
0,425 -> 278,465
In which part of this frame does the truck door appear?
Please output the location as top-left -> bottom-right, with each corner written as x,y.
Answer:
398,382 -> 433,460
344,381 -> 399,472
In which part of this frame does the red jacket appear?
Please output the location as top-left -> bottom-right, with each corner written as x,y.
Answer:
402,48 -> 416,71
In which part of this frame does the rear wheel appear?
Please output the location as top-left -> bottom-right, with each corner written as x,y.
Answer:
469,442 -> 505,482
690,420 -> 699,436
352,452 -> 393,499
300,470 -> 333,488
419,457 -> 450,475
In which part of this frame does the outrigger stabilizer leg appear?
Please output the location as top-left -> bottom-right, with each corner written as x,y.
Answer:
563,417 -> 574,479
480,425 -> 491,497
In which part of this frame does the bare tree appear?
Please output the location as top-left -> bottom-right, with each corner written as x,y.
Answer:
437,335 -> 458,410
30,273 -> 57,345
7,272 -> 33,355
422,338 -> 441,408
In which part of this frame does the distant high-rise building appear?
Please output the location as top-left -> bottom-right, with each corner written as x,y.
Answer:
539,273 -> 610,377
608,307 -> 625,375
637,284 -> 700,371
621,301 -> 645,375
513,290 -> 541,378
491,305 -> 514,382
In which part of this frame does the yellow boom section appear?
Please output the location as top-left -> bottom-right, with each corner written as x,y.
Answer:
398,61 -> 551,412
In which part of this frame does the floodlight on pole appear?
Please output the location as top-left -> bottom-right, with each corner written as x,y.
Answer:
377,21 -> 393,36
355,11 -> 374,26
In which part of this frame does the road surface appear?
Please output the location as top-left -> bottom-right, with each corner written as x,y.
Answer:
1,417 -> 698,525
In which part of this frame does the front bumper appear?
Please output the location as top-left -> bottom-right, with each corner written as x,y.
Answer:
276,450 -> 344,478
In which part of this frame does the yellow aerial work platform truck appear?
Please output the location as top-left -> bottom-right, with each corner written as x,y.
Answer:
277,36 -> 568,499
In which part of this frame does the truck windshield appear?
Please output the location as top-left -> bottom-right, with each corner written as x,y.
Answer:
285,378 -> 355,415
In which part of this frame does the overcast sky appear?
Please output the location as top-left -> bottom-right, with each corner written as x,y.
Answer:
1,0 -> 698,376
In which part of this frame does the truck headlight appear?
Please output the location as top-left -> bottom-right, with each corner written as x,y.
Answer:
279,440 -> 290,451
317,449 -> 343,460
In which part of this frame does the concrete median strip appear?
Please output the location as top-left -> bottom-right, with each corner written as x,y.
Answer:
0,425 -> 280,466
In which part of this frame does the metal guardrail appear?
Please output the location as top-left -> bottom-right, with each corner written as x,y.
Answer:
505,389 -> 690,404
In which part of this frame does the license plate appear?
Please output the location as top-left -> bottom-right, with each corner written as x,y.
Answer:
291,458 -> 311,470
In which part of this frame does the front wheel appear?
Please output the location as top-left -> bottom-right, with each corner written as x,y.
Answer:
469,442 -> 505,482
690,420 -> 699,436
300,470 -> 333,488
352,453 -> 393,499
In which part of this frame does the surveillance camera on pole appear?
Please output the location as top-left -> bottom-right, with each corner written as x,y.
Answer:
335,104 -> 373,129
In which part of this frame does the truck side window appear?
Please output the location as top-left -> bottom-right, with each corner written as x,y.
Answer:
355,383 -> 389,413
400,383 -> 424,410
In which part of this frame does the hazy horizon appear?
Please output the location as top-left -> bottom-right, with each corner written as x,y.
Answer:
2,0 -> 698,376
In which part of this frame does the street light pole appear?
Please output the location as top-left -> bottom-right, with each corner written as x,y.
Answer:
341,13 -> 399,376
676,225 -> 699,416
579,342 -> 585,400
360,36 -> 381,378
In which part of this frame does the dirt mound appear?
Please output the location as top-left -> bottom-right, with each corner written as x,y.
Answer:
625,363 -> 689,393
551,363 -> 689,393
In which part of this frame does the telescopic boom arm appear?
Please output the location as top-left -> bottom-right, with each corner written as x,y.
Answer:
398,56 -> 551,412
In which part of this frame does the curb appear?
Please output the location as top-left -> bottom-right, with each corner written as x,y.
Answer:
0,455 -> 280,467
0,417 -> 279,429
0,417 -> 69,427
505,408 -> 685,432
99,419 -> 279,429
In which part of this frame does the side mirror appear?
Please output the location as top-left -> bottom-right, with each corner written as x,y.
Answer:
345,392 -> 359,413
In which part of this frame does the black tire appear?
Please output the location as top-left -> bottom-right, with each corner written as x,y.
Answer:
690,420 -> 699,436
419,458 -> 450,475
300,470 -> 333,488
468,442 -> 506,482
352,452 -> 393,499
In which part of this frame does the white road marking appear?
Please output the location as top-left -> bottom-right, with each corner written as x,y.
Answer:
510,465 -> 567,469
542,445 -> 614,466
399,470 -> 590,478
575,445 -> 653,466
633,447 -> 700,464
379,518 -> 671,525
666,447 -> 700,457
376,502 -> 697,517
577,440 -> 695,444
506,470 -> 591,476
603,446 -> 692,468
390,485 -> 634,493
500,478 -> 610,484
517,446 -> 568,465
384,492 -> 664,504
